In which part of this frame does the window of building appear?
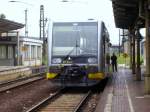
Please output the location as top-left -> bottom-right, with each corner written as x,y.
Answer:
31,45 -> 36,59
8,45 -> 13,59
0,45 -> 6,59
37,46 -> 42,59
24,45 -> 30,59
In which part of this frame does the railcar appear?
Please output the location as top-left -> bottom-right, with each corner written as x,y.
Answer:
46,20 -> 110,87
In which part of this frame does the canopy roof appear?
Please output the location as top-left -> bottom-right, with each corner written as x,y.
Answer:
0,18 -> 24,33
112,0 -> 141,29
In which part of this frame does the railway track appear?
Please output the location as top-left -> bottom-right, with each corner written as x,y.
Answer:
26,88 -> 91,112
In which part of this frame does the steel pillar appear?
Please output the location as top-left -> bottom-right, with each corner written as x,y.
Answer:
144,1 -> 150,94
40,5 -> 46,65
17,31 -> 20,66
129,28 -> 133,69
136,29 -> 141,81
132,30 -> 136,76
119,29 -> 121,56
122,29 -> 125,52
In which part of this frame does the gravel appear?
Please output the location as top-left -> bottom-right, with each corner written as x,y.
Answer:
0,79 -> 60,112
80,93 -> 101,112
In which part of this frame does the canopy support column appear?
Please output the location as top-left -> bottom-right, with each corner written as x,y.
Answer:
144,0 -> 150,94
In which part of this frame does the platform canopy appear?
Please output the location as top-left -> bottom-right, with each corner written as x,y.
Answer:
112,0 -> 140,29
0,18 -> 24,33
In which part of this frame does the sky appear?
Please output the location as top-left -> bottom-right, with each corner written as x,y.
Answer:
0,0 -> 119,45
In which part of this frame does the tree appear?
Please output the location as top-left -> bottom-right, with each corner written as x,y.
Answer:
0,13 -> 6,19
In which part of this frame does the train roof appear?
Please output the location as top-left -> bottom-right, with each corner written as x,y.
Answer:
51,19 -> 103,23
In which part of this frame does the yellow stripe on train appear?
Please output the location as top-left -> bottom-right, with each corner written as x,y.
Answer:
88,72 -> 105,80
46,73 -> 57,79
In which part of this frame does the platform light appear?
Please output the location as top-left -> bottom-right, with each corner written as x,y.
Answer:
9,0 -> 33,6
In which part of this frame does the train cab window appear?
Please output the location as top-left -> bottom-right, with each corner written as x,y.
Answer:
51,22 -> 98,64
52,22 -> 98,56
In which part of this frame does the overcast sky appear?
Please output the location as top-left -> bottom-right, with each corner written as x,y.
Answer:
0,0 -> 119,44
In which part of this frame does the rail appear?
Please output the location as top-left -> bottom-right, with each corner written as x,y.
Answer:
26,88 -> 91,112
26,88 -> 65,112
73,90 -> 91,112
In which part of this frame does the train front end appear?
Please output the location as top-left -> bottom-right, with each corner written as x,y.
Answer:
47,21 -> 105,87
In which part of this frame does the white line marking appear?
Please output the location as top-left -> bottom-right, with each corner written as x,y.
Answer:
104,93 -> 113,112
125,80 -> 135,112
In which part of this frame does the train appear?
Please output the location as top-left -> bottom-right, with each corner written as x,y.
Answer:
46,20 -> 110,87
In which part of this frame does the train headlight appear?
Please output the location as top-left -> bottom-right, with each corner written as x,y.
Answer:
52,58 -> 62,64
88,58 -> 97,64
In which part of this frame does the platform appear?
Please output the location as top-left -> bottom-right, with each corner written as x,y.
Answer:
95,68 -> 150,112
0,66 -> 32,83
0,66 -> 28,72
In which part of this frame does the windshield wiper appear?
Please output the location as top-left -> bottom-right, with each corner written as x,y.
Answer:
63,40 -> 79,61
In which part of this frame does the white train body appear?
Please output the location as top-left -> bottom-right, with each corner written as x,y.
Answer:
47,20 -> 110,87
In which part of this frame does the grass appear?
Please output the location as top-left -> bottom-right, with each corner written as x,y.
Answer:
116,53 -> 144,66
117,53 -> 130,65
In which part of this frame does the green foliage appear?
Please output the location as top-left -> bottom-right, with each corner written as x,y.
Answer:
140,57 -> 144,65
117,53 -> 144,65
117,53 -> 130,65
0,13 -> 6,19
42,55 -> 47,65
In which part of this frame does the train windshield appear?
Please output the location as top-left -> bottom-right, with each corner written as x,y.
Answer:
52,22 -> 98,64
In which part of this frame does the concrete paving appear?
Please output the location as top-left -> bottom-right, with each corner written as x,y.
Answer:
95,68 -> 150,112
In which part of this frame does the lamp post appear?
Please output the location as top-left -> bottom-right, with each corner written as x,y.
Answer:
39,5 -> 47,65
9,0 -> 32,38
24,9 -> 28,37
9,0 -> 32,66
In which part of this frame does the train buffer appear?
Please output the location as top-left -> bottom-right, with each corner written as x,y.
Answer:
95,68 -> 150,112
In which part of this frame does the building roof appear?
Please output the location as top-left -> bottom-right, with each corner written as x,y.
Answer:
112,0 -> 142,29
0,18 -> 24,33
19,36 -> 43,44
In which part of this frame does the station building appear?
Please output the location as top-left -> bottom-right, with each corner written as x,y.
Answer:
0,18 -> 23,66
0,18 -> 43,66
19,36 -> 43,66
